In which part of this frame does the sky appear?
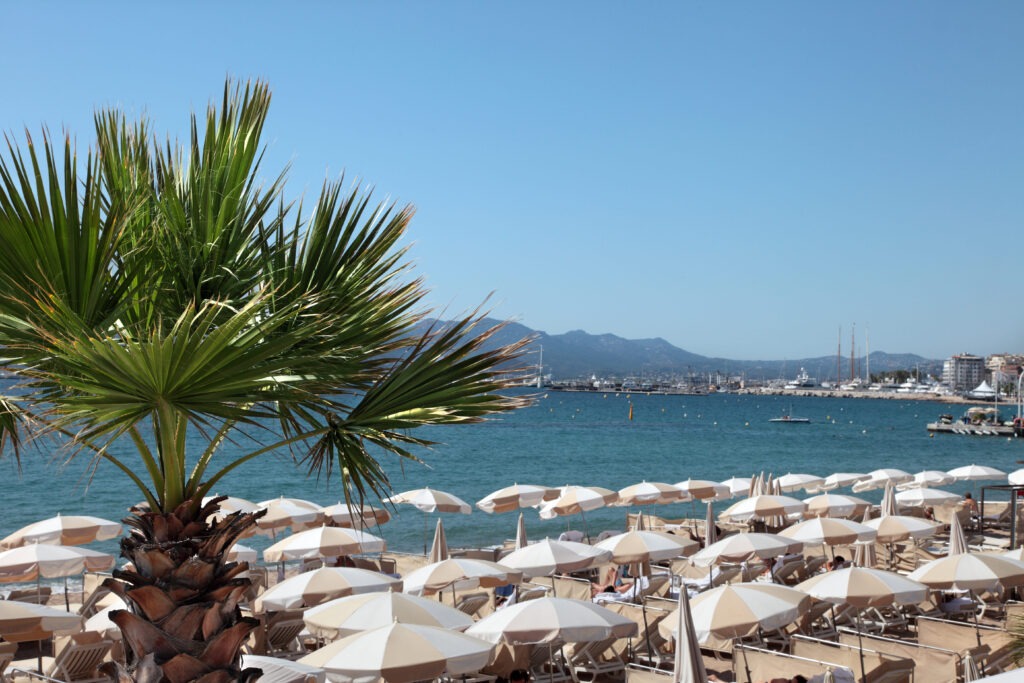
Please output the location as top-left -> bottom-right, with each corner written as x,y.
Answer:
2,2 -> 1021,361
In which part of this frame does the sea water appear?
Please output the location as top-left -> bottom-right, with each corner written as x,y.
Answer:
2,391 -> 1021,565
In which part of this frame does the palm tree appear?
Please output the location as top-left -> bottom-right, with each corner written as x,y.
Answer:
0,80 -> 529,682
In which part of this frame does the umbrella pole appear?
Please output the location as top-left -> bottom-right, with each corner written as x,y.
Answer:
64,575 -> 70,611
640,578 -> 654,662
580,509 -> 590,543
855,610 -> 867,683
970,589 -> 983,648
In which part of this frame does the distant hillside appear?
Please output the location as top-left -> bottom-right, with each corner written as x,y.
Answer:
418,319 -> 940,381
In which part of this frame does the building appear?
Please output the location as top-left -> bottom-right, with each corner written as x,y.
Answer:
942,353 -> 985,392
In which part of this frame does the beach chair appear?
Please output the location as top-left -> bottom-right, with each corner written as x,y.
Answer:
558,530 -> 584,543
517,585 -> 549,603
7,587 -> 52,605
251,610 -> 308,659
455,592 -> 490,617
0,641 -> 16,683
772,558 -> 805,586
43,631 -> 113,683
569,636 -> 626,681
527,643 -> 574,683
804,556 -> 828,575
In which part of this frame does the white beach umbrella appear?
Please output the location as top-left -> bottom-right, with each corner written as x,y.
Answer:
0,544 -> 115,583
674,480 -> 729,501
257,567 -> 402,611
803,494 -> 871,519
862,516 -> 941,544
84,602 -> 127,636
402,558 -> 522,596
894,488 -> 962,509
0,601 -> 82,637
947,464 -> 1007,482
778,518 -> 876,547
594,530 -> 699,564
263,526 -> 386,563
718,495 -> 806,522
466,597 -> 637,645
499,538 -> 611,579
660,583 -> 811,644
321,503 -> 391,528
897,470 -> 957,490
0,515 -> 121,549
202,495 -> 260,515
241,655 -> 325,683
720,477 -> 752,498
689,533 -> 802,568
1008,469 -> 1024,486
795,567 -> 929,609
299,622 -> 495,683
475,484 -> 558,513
615,481 -> 687,506
387,488 -> 472,514
811,473 -> 869,493
255,497 -> 324,534
907,554 -> 1024,592
851,469 -> 913,493
226,543 -> 258,564
776,473 -> 824,494
538,486 -> 618,519
303,592 -> 473,640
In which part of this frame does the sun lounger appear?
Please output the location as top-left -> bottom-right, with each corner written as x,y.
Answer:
41,630 -> 113,683
0,641 -> 17,683
568,636 -> 625,681
456,592 -> 490,618
732,644 -> 855,683
247,610 -> 308,659
527,643 -> 574,683
7,587 -> 52,605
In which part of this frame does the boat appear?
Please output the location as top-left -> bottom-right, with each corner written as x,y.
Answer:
784,368 -> 818,390
926,406 -> 1021,437
769,414 -> 811,424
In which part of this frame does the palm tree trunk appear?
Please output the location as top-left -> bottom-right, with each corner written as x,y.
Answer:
101,497 -> 265,683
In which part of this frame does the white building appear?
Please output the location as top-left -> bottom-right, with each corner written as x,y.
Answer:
942,353 -> 985,392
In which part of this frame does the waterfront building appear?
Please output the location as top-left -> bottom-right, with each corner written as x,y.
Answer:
942,353 -> 985,392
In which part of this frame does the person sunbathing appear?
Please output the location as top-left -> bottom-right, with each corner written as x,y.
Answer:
590,566 -> 633,597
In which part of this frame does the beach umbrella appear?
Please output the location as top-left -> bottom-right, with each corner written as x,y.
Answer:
862,515 -> 941,543
907,554 -> 1024,592
689,533 -> 802,568
0,515 -> 121,549
475,484 -> 558,514
321,502 -> 391,528
674,480 -> 729,501
1008,469 -> 1024,486
226,543 -> 258,564
948,510 -> 969,556
515,512 -> 528,550
894,488 -> 961,509
263,526 -> 386,563
402,558 -> 522,596
538,486 -> 618,519
718,495 -> 805,522
202,495 -> 260,515
672,580 -> 709,683
616,481 -> 687,506
255,497 -> 324,534
594,530 -> 698,564
660,583 -> 811,644
428,518 -> 449,564
803,494 -> 871,519
811,473 -> 868,493
853,541 -> 877,569
947,464 -> 1007,482
84,601 -> 127,636
256,567 -> 402,611
963,651 -> 982,682
0,600 -> 83,636
303,592 -> 473,640
778,518 -> 876,547
897,470 -> 957,490
880,481 -> 898,517
851,469 -> 913,493
499,538 -> 611,579
776,473 -> 824,494
466,597 -> 637,645
720,477 -> 752,498
240,655 -> 325,683
0,544 -> 115,609
299,622 -> 494,683
388,488 -> 472,514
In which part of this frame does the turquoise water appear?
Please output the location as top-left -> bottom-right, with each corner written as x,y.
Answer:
2,391 -> 1021,564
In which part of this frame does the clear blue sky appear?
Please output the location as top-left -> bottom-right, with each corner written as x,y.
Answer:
3,2 -> 1021,361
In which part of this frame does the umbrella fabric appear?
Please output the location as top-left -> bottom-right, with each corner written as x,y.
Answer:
674,480 -> 729,501
704,502 -> 718,548
963,652 -> 981,682
515,513 -> 528,550
803,494 -> 871,519
594,530 -> 698,564
0,515 -> 121,549
256,497 -> 325,533
853,542 -> 877,569
862,516 -> 940,544
894,488 -> 961,508
0,601 -> 82,637
321,503 -> 391,528
778,518 -> 876,547
0,545 -> 114,582
1009,469 -> 1024,486
720,477 -> 752,498
263,526 -> 386,562
403,558 -> 522,596
776,473 -> 824,493
616,481 -> 686,506
387,488 -> 472,514
812,473 -> 868,493
660,584 -> 810,644
428,519 -> 449,564
947,510 -> 969,556
897,471 -> 957,490
880,481 -> 897,517
476,484 -> 557,514
226,543 -> 258,564
672,584 -> 709,683
538,486 -> 618,519
257,567 -> 402,611
718,495 -> 806,522
299,622 -> 494,683
499,538 -> 611,579
203,495 -> 259,515
303,592 -> 473,640
907,554 -> 1024,591
689,534 -> 802,568
466,597 -> 637,645
947,464 -> 1007,482
795,567 -> 929,608
851,469 -> 913,493
241,655 -> 326,683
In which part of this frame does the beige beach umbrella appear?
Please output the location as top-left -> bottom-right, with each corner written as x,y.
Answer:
897,470 -> 957,490
256,567 -> 402,611
811,473 -> 868,493
226,543 -> 258,564
894,487 -> 961,509
778,518 -> 876,547
0,600 -> 82,637
322,502 -> 391,528
428,518 -> 449,564
499,538 -> 611,579
538,486 -> 618,519
255,497 -> 325,534
594,530 -> 698,565
616,481 -> 687,506
862,515 -> 940,544
262,526 -> 386,563
476,484 -> 558,514
660,583 -> 810,644
720,477 -> 752,498
907,553 -> 1024,592
796,567 -> 930,608
853,541 -> 878,569
674,480 -> 729,502
803,494 -> 871,519
466,597 -> 637,645
672,581 -> 709,683
880,480 -> 898,517
689,533 -> 802,568
402,558 -> 522,596
240,655 -> 326,683
776,473 -> 824,494
515,512 -> 528,550
948,510 -> 969,556
303,592 -> 473,640
388,488 -> 472,514
299,622 -> 495,683
0,544 -> 115,609
718,494 -> 806,523
947,464 -> 1007,482
851,469 -> 913,493
0,515 -> 121,549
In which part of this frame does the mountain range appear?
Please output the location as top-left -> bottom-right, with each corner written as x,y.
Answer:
451,319 -> 941,381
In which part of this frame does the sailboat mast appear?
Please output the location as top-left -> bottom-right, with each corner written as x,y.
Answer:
850,324 -> 856,382
536,344 -> 543,389
865,325 -> 870,383
836,325 -> 842,387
